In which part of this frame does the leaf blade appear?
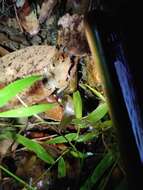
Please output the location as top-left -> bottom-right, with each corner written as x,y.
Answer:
73,91 -> 82,119
58,157 -> 66,178
80,151 -> 115,190
47,133 -> 77,144
16,134 -> 54,164
86,103 -> 108,124
79,83 -> 105,102
0,75 -> 42,107
0,103 -> 55,118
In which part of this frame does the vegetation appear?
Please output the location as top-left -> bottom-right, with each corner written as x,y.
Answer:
0,75 -> 127,190
0,1 -> 129,189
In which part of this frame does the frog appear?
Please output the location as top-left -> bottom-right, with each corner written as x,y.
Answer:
0,45 -> 77,107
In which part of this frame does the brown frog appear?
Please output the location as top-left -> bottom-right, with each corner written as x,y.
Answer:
0,45 -> 77,108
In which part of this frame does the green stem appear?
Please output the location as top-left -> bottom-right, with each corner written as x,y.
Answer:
0,165 -> 36,190
80,83 -> 106,102
33,149 -> 69,185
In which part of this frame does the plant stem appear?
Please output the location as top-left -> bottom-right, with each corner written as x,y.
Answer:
0,165 -> 36,190
33,149 -> 69,185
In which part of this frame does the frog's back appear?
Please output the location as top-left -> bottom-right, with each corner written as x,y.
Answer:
0,45 -> 57,84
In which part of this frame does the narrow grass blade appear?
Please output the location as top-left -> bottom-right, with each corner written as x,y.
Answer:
0,75 -> 42,107
86,103 -> 108,124
96,158 -> 119,190
58,157 -> 66,178
47,133 -> 78,144
70,150 -> 85,159
0,130 -> 14,140
0,165 -> 36,190
99,120 -> 113,131
72,118 -> 87,128
80,151 -> 115,190
16,134 -> 54,164
80,83 -> 105,102
0,103 -> 55,118
77,132 -> 98,142
47,132 -> 97,144
73,91 -> 82,118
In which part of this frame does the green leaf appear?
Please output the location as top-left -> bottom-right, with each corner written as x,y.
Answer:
0,130 -> 14,140
99,120 -> 113,131
72,118 -> 87,128
0,103 -> 55,118
0,75 -> 42,107
80,151 -> 115,190
73,91 -> 82,118
77,132 -> 98,142
79,83 -> 106,102
70,150 -> 85,158
96,158 -> 118,190
58,157 -> 66,178
47,132 -> 98,144
47,133 -> 78,144
47,132 -> 97,144
16,134 -> 54,164
86,103 -> 108,124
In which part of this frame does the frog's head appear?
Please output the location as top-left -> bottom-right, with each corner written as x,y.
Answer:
43,52 -> 77,95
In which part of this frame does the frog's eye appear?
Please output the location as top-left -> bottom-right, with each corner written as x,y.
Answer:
42,77 -> 48,85
42,72 -> 55,86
